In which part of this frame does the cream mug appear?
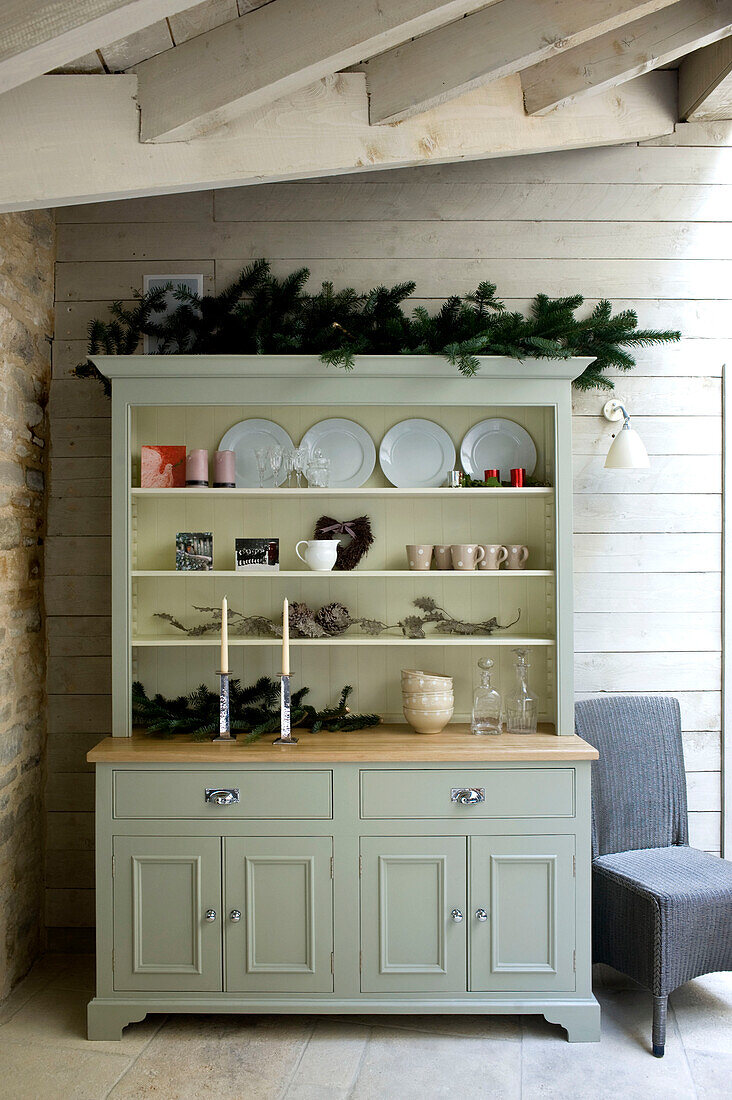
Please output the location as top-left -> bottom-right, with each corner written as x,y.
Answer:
406,544 -> 433,570
505,544 -> 529,570
295,539 -> 339,571
433,544 -> 452,570
450,544 -> 486,571
479,544 -> 508,570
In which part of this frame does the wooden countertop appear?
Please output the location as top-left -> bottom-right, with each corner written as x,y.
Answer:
87,724 -> 598,763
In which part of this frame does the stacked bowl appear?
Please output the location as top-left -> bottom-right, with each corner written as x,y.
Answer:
401,670 -> 454,734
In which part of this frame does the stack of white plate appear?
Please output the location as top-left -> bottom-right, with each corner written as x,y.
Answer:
401,670 -> 454,734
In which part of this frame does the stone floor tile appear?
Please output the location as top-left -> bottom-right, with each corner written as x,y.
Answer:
343,1011 -> 521,1040
0,953 -> 68,1024
0,987 -> 162,1055
685,1048 -> 732,1099
287,1019 -> 369,1091
350,1027 -> 520,1099
284,1086 -> 348,1100
108,1013 -> 312,1100
48,953 -> 96,993
0,1038 -> 130,1100
521,989 -> 696,1100
671,972 -> 732,1055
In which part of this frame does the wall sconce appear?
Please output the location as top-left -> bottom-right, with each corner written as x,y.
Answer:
602,399 -> 649,469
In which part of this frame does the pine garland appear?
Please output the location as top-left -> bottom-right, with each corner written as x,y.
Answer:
132,678 -> 381,743
75,260 -> 680,392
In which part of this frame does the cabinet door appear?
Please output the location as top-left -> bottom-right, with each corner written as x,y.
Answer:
469,835 -> 575,992
224,837 -> 333,993
360,836 -> 467,993
113,836 -> 222,992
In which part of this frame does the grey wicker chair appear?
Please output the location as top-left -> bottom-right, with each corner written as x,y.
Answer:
575,695 -> 732,1057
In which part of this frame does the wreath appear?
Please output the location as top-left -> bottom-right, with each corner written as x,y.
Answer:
313,514 -> 374,571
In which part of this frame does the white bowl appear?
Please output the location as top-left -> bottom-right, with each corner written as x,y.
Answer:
402,690 -> 454,706
403,705 -> 454,734
401,671 -> 453,691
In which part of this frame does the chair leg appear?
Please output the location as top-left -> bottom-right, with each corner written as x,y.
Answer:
652,994 -> 667,1057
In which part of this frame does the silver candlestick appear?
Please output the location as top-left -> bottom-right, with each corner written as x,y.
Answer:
273,672 -> 298,745
212,671 -> 233,742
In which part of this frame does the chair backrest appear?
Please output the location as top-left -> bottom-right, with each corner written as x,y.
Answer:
574,695 -> 688,858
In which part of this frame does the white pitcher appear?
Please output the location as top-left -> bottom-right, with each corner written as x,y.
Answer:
295,539 -> 340,571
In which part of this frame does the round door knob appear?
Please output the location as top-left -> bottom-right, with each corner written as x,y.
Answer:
450,908 -> 463,923
230,910 -> 242,922
475,908 -> 488,923
204,909 -> 217,922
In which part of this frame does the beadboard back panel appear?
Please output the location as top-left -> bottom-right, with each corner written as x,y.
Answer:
48,122 -> 729,942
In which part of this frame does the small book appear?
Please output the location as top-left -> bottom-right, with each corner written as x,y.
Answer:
235,538 -> 279,572
141,445 -> 186,488
176,532 -> 213,571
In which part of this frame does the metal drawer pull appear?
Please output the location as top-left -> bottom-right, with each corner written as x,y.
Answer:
205,788 -> 240,805
230,910 -> 242,922
204,909 -> 217,922
451,908 -> 463,923
475,908 -> 488,922
451,787 -> 485,805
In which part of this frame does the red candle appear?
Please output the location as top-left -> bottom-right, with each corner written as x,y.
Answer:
510,468 -> 525,487
484,469 -> 499,481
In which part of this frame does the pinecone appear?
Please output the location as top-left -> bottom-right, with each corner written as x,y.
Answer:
288,601 -> 326,638
315,601 -> 352,636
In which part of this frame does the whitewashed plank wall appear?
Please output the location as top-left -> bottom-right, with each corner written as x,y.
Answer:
46,123 -> 729,943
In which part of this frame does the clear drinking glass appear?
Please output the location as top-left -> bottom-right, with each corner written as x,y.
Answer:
505,647 -> 538,734
471,657 -> 503,735
293,446 -> 308,488
254,447 -> 270,488
280,447 -> 295,487
268,445 -> 283,486
307,448 -> 331,487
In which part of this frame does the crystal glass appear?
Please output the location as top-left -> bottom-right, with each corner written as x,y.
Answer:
307,448 -> 331,487
268,445 -> 283,486
471,657 -> 503,736
505,647 -> 538,734
254,447 -> 270,488
281,447 -> 295,487
293,445 -> 308,488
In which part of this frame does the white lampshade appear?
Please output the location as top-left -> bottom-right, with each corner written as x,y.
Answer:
604,422 -> 650,469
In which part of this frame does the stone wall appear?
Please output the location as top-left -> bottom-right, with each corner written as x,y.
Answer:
0,210 -> 54,998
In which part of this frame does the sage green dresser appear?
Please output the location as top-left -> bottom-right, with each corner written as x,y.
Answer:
87,728 -> 600,1042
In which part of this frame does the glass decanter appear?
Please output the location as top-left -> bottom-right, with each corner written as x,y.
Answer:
506,648 -> 538,734
471,657 -> 503,736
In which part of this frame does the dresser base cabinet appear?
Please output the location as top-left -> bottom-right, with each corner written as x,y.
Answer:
88,750 -> 600,1044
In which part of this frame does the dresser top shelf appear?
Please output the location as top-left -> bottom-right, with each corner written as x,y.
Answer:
87,725 -> 597,763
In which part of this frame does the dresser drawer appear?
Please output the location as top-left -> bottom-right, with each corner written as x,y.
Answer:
360,768 -> 574,819
113,769 -> 332,819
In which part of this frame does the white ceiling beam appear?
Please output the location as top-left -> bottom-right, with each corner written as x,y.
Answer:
0,71 -> 675,213
0,0 -> 203,95
679,36 -> 732,118
521,0 -> 732,115
361,0 -> 679,125
135,0 -> 491,143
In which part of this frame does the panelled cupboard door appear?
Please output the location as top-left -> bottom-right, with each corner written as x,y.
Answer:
469,835 -> 576,993
224,837 -> 334,993
112,836 -> 222,992
360,836 -> 467,993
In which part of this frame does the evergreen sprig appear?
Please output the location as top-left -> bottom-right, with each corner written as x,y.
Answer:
131,678 -> 381,743
78,260 -> 680,390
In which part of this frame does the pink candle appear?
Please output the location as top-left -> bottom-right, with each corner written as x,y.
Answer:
185,449 -> 209,486
213,450 -> 236,488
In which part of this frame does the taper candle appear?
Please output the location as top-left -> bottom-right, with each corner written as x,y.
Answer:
221,595 -> 229,674
282,598 -> 290,676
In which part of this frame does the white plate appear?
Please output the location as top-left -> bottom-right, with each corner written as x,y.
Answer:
218,419 -> 294,488
379,419 -> 456,488
460,418 -> 537,482
300,418 -> 376,489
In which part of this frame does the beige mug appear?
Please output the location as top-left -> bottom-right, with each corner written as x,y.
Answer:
450,544 -> 486,571
505,544 -> 529,570
407,544 -> 433,570
433,545 -> 452,570
479,544 -> 508,571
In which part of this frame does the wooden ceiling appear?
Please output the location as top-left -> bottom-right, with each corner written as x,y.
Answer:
1,0 -> 731,211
